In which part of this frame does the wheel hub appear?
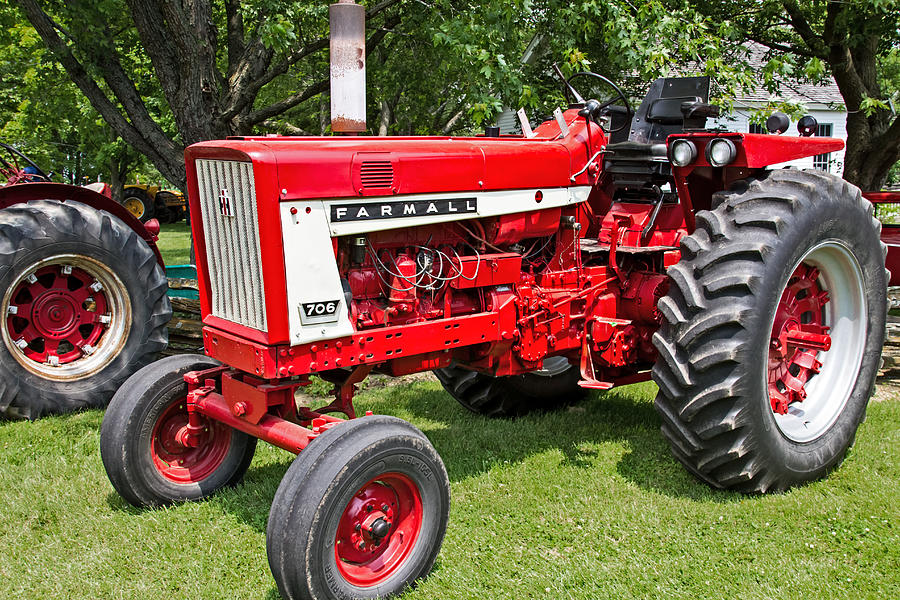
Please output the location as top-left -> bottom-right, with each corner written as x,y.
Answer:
150,400 -> 231,483
768,263 -> 831,415
32,291 -> 81,337
124,197 -> 145,219
4,262 -> 112,367
334,474 -> 423,587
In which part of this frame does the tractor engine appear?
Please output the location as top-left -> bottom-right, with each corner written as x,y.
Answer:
185,108 -> 679,396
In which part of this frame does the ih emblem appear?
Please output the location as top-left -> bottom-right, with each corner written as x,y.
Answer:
219,188 -> 234,217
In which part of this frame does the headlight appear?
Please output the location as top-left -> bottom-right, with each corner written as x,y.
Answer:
705,138 -> 737,167
668,139 -> 697,167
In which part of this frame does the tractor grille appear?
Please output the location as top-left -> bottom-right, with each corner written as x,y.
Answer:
360,160 -> 394,188
194,159 -> 267,331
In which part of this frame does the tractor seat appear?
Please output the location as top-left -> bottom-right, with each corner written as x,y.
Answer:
603,77 -> 718,192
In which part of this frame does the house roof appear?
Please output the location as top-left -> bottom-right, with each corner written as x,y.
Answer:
733,43 -> 844,107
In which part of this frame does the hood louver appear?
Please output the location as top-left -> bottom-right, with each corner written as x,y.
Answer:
360,160 -> 394,189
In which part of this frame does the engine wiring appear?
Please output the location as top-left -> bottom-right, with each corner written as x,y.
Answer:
365,239 -> 482,294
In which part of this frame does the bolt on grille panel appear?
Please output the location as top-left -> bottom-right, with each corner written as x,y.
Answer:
195,159 -> 267,332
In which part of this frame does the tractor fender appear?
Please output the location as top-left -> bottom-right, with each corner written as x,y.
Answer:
0,181 -> 164,267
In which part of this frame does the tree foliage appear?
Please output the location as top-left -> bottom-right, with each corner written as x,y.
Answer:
15,0 -> 895,193
689,0 -> 900,190
0,4 -> 156,198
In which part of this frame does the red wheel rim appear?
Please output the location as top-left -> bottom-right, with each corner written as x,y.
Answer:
334,473 -> 423,587
150,399 -> 232,483
2,255 -> 131,380
6,264 -> 110,365
768,263 -> 832,415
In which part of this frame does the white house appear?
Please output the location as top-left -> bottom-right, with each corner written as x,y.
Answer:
711,46 -> 848,173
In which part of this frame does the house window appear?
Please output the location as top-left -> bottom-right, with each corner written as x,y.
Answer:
749,123 -> 766,134
814,123 -> 833,172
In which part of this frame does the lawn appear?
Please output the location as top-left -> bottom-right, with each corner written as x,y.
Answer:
0,378 -> 897,599
156,221 -> 192,265
1,224 -> 895,599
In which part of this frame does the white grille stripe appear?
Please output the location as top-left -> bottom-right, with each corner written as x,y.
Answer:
195,159 -> 267,331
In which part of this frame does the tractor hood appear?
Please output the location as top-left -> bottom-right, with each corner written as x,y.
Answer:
185,112 -> 600,201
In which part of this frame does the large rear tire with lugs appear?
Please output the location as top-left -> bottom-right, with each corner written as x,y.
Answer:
0,199 -> 171,419
434,356 -> 586,418
652,169 -> 887,493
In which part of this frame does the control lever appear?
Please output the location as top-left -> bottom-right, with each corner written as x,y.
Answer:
552,63 -> 585,104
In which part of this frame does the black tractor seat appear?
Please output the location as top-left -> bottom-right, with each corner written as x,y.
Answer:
603,77 -> 719,195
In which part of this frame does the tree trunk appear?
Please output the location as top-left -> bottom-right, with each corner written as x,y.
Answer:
108,155 -> 124,203
377,100 -> 392,136
843,134 -> 900,191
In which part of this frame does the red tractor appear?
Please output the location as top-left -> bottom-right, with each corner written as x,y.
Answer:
100,73 -> 887,599
0,142 -> 171,419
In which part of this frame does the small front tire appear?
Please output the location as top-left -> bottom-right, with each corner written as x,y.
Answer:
122,188 -> 155,223
100,354 -> 257,507
267,415 -> 450,600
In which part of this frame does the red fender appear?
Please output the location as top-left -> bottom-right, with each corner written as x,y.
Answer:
0,182 -> 165,267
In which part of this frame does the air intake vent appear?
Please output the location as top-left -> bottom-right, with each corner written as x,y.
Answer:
360,160 -> 393,188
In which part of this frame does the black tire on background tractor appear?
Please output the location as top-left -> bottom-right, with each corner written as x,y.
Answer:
122,188 -> 155,223
100,354 -> 257,507
652,169 -> 887,493
0,199 -> 171,419
434,356 -> 586,418
154,191 -> 181,224
267,415 -> 450,600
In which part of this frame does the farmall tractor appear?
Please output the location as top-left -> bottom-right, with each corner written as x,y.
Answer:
0,142 -> 171,419
100,72 -> 887,600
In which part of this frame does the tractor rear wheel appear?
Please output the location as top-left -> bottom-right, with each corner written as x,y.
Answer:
100,354 -> 257,507
267,415 -> 449,600
122,188 -> 155,223
652,169 -> 887,492
434,356 -> 586,417
0,199 -> 171,419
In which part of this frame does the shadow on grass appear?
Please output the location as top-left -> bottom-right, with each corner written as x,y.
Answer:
393,380 -> 742,502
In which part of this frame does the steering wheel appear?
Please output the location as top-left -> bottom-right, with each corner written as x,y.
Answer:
561,71 -> 633,133
0,142 -> 50,185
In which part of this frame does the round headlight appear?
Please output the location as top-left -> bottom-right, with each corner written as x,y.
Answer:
668,139 -> 697,167
705,138 -> 737,167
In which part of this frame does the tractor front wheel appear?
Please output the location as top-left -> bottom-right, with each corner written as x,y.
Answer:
652,169 -> 887,492
122,188 -> 155,223
267,415 -> 449,600
100,354 -> 257,507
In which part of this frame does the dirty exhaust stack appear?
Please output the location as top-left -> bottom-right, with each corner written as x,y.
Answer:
330,0 -> 366,133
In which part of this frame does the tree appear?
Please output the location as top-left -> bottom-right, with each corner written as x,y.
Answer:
0,4 -> 157,199
690,0 -> 900,191
12,0 -> 757,194
13,0 -> 403,192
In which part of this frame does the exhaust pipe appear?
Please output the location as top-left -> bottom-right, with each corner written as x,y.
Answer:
330,0 -> 366,133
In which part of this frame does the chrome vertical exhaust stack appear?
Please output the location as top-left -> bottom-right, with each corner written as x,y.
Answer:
330,0 -> 366,133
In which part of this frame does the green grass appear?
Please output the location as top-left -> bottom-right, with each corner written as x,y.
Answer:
0,380 -> 897,599
156,222 -> 192,265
